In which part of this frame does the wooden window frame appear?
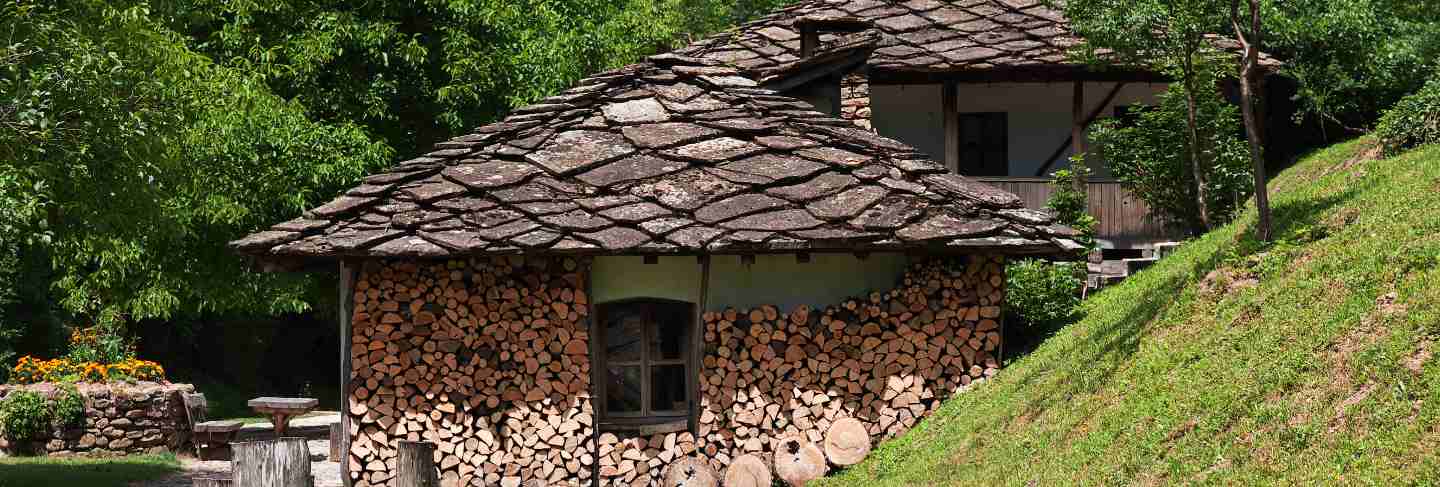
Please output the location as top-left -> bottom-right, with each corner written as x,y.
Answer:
956,112 -> 1009,177
595,298 -> 696,429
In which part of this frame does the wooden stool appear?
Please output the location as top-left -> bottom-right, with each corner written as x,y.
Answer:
194,420 -> 245,460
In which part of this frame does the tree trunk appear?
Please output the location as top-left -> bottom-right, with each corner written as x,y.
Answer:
233,438 -> 312,487
1182,69 -> 1211,235
1233,0 -> 1273,242
396,441 -> 440,487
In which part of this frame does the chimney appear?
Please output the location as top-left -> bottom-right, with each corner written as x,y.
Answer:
795,16 -> 873,58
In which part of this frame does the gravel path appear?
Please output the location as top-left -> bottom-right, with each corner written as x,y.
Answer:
135,440 -> 341,487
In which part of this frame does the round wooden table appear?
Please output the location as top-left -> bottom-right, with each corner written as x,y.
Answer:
247,397 -> 319,438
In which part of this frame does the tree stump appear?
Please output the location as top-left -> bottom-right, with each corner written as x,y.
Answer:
192,475 -> 233,487
232,438 -> 312,487
722,454 -> 772,487
662,456 -> 718,487
396,441 -> 440,487
823,417 -> 871,466
773,436 -> 827,487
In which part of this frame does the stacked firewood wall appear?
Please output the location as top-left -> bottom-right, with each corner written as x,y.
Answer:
597,255 -> 1005,487
347,257 -> 595,487
840,73 -> 871,131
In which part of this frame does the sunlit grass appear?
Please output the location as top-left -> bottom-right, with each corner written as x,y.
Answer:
820,139 -> 1440,485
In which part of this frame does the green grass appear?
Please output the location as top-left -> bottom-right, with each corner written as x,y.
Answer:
820,139 -> 1440,486
0,453 -> 180,487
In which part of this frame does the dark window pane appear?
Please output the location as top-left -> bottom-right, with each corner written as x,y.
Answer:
604,310 -> 644,362
648,304 -> 691,361
606,365 -> 642,413
650,365 -> 688,413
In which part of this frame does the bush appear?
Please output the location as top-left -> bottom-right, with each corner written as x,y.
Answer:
0,390 -> 49,441
1089,82 -> 1253,232
1045,164 -> 1098,250
1005,259 -> 1085,329
1376,77 -> 1440,157
52,384 -> 85,429
65,326 -> 135,365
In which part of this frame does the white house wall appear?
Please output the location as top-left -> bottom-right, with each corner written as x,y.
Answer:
870,84 -> 945,164
591,253 -> 909,310
870,81 -> 1167,178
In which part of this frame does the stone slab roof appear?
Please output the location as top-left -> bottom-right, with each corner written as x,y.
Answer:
675,0 -> 1280,81
231,55 -> 1081,262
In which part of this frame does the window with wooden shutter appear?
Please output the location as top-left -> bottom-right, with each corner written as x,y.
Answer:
596,299 -> 694,428
956,112 -> 1008,177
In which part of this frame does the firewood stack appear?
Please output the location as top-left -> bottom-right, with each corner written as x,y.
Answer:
347,256 -> 596,487
596,255 -> 1005,487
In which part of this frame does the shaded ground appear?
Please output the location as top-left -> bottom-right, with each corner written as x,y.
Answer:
135,440 -> 340,487
0,453 -> 179,487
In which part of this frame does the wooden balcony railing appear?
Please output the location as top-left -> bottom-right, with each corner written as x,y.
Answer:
975,177 -> 1181,247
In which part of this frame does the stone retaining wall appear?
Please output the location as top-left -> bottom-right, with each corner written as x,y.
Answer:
0,382 -> 193,456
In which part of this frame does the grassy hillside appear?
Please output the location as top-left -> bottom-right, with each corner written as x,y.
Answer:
820,139 -> 1440,485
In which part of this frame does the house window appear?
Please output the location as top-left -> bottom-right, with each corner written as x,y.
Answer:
957,112 -> 1008,177
597,299 -> 694,424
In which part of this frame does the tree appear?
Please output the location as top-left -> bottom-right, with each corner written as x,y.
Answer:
1062,0 -> 1234,235
1231,0 -> 1272,242
1265,0 -> 1440,136
153,0 -> 779,156
1,0 -> 392,329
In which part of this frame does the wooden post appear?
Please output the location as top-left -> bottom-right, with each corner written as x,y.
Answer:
690,255 -> 711,432
942,81 -> 959,173
1071,80 -> 1087,191
328,422 -> 341,462
338,260 -> 356,487
233,438 -> 312,487
395,441 -> 440,487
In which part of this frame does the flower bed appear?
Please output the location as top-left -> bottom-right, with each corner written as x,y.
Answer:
10,357 -> 165,384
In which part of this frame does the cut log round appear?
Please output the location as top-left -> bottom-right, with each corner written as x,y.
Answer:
823,417 -> 871,466
772,436 -> 827,487
722,454 -> 772,487
232,438 -> 311,487
663,456 -> 718,487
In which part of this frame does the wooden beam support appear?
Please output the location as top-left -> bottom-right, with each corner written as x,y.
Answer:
942,81 -> 959,173
1034,82 -> 1128,177
740,254 -> 756,266
690,255 -> 711,433
338,260 -> 357,487
796,252 -> 812,264
643,255 -> 659,265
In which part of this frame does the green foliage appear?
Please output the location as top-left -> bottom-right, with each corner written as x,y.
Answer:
0,390 -> 49,442
1267,0 -> 1440,132
51,384 -> 85,429
1,0 -> 393,327
1090,82 -> 1254,230
1044,164 -> 1098,250
1376,77 -> 1440,157
1005,259 -> 1085,330
153,0 -> 786,156
64,326 -> 134,366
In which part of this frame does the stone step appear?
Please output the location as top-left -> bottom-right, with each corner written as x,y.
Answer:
1123,257 -> 1159,276
1152,241 -> 1183,259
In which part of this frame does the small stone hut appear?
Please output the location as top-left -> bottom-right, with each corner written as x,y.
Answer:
232,53 -> 1079,487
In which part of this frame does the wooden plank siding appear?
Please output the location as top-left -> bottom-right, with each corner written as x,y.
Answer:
976,177 -> 1180,247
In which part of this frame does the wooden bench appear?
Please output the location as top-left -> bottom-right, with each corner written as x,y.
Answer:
182,393 -> 245,461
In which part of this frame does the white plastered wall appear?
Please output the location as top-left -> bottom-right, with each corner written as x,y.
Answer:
870,81 -> 1167,178
590,253 -> 909,311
